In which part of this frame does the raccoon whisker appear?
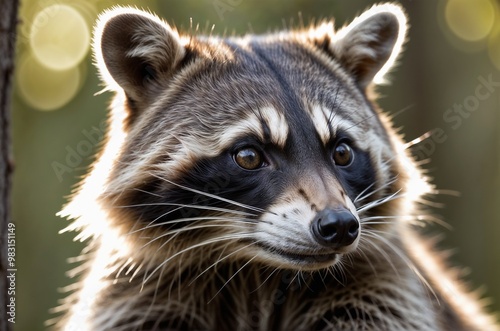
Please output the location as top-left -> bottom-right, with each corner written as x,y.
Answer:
361,215 -> 406,221
117,202 -> 258,217
144,265 -> 165,329
250,267 -> 280,294
385,104 -> 415,121
143,234 -> 255,285
381,239 -> 439,304
362,214 -> 450,229
213,242 -> 232,269
359,233 -> 401,278
129,216 -> 255,234
339,258 -> 353,284
329,260 -> 347,287
141,223 -> 251,249
353,182 -> 376,203
300,271 -> 314,292
403,131 -> 433,150
140,213 -> 257,234
139,230 -> 184,289
208,255 -> 258,304
287,271 -> 302,290
356,189 -> 404,214
137,223 -> 248,274
350,244 -> 378,278
318,266 -> 335,288
343,111 -> 380,133
138,219 -> 254,254
296,270 -> 305,289
139,230 -> 182,257
354,176 -> 399,204
149,173 -> 271,215
360,216 -> 413,226
147,206 -> 184,227
133,188 -> 163,198
361,221 -> 395,226
190,242 -> 256,286
363,230 -> 439,303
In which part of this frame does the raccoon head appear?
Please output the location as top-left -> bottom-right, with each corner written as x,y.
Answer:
68,4 -> 428,272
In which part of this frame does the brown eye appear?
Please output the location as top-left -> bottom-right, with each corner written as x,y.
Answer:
234,147 -> 264,170
333,142 -> 353,166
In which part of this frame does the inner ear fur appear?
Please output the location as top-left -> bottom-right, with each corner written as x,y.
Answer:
328,3 -> 407,89
94,7 -> 186,108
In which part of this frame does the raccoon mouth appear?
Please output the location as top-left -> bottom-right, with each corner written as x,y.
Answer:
257,243 -> 338,264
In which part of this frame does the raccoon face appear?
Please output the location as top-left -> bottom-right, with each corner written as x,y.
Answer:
90,4 -> 417,271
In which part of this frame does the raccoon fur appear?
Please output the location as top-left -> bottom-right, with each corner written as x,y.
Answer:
55,3 -> 499,331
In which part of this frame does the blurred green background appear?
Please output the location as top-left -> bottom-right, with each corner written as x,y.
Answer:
11,0 -> 500,329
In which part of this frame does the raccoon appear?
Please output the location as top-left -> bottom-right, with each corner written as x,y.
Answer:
55,3 -> 499,331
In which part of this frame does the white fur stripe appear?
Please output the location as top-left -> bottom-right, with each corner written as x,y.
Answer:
218,106 -> 289,149
165,106 -> 289,176
308,104 -> 364,145
218,113 -> 265,146
309,104 -> 332,145
258,106 -> 289,147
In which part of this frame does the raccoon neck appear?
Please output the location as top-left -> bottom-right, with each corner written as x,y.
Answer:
81,230 -> 423,330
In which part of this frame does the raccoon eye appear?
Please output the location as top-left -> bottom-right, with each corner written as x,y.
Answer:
234,147 -> 264,170
333,142 -> 354,166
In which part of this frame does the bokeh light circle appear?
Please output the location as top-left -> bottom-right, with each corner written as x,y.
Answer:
488,25 -> 500,70
30,4 -> 90,71
445,0 -> 496,42
16,54 -> 81,111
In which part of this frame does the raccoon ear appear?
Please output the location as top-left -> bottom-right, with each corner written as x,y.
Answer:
94,7 -> 186,108
330,4 -> 407,89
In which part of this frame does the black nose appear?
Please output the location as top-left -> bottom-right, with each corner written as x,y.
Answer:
311,209 -> 359,248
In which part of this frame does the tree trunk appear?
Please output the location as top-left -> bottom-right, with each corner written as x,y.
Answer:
0,0 -> 19,330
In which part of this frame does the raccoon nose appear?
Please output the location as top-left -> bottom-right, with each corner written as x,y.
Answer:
312,209 -> 359,248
